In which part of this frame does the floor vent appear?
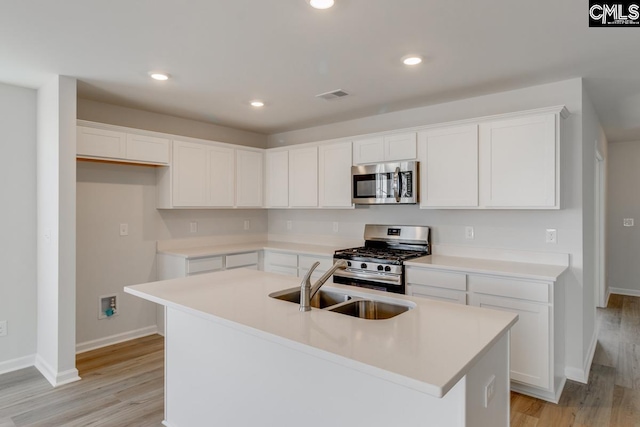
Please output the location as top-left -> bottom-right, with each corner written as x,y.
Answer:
316,89 -> 349,100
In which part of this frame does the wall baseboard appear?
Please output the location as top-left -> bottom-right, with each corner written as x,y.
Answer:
35,355 -> 80,387
565,329 -> 598,384
0,354 -> 36,375
76,325 -> 158,354
609,287 -> 640,298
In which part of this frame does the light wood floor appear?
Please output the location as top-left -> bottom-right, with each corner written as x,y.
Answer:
511,294 -> 640,427
0,334 -> 165,426
0,295 -> 638,426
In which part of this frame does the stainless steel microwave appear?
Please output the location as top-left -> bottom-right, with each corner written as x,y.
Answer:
351,161 -> 418,205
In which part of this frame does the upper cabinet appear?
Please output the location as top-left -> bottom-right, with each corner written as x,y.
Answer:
160,139 -> 263,209
479,114 -> 558,209
265,151 -> 289,208
289,147 -> 318,208
353,132 -> 417,164
77,125 -> 169,165
419,125 -> 479,208
319,142 -> 353,208
419,107 -> 566,210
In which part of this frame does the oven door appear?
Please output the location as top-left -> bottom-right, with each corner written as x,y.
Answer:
332,268 -> 405,294
352,161 -> 417,205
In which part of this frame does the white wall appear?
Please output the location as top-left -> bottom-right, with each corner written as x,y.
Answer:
78,99 -> 267,149
36,76 -> 79,386
267,78 -> 592,378
0,83 -> 37,372
607,140 -> 640,296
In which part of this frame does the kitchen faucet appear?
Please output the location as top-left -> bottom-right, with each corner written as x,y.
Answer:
299,260 -> 348,312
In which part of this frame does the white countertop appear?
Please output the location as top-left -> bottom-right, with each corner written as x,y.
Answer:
157,240 -> 344,258
125,268 -> 517,398
405,255 -> 568,281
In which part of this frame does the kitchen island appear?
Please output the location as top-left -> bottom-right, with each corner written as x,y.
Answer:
125,268 -> 518,427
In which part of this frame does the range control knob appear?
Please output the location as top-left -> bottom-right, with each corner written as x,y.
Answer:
377,265 -> 384,271
347,261 -> 351,267
384,266 -> 391,272
360,263 -> 367,269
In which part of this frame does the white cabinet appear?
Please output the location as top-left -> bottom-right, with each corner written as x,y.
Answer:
289,147 -> 318,208
264,251 -> 298,276
265,151 -> 289,208
353,132 -> 417,164
419,125 -> 479,208
319,142 -> 353,208
172,141 -> 209,207
208,146 -> 235,207
479,113 -> 558,208
166,140 -> 263,208
77,125 -> 170,165
470,292 -> 550,389
158,251 -> 260,279
236,149 -> 264,208
406,264 -> 562,402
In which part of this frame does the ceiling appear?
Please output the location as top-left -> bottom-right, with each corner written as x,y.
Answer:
1,1 -> 639,141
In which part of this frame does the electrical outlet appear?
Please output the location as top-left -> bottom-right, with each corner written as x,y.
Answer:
119,223 -> 128,236
244,220 -> 250,231
624,218 -> 634,227
190,221 -> 198,233
465,226 -> 475,239
545,229 -> 557,244
333,222 -> 339,233
286,220 -> 292,231
484,375 -> 496,408
0,320 -> 7,337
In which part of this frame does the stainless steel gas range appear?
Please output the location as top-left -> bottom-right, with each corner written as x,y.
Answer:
333,224 -> 431,294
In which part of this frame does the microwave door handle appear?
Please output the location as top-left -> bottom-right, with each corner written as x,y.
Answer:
393,167 -> 400,202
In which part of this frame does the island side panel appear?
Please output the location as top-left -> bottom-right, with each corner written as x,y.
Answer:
164,307 -> 466,427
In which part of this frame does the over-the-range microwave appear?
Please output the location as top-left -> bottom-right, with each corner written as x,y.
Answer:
351,161 -> 418,205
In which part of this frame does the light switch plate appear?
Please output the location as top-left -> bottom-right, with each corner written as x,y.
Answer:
286,220 -> 292,231
119,223 -> 128,236
624,218 -> 634,227
190,222 -> 198,233
333,222 -> 339,233
465,226 -> 475,239
244,220 -> 250,231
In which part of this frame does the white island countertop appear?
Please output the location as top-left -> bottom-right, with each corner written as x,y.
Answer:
125,268 -> 517,398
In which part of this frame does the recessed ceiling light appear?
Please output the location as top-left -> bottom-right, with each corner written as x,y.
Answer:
307,0 -> 335,9
250,100 -> 265,107
402,56 -> 423,66
149,72 -> 170,81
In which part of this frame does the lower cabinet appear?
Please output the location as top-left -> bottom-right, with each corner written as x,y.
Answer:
158,251 -> 260,280
263,250 -> 333,280
406,265 -> 562,402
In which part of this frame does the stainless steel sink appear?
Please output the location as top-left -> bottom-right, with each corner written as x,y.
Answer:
269,287 -> 351,309
327,299 -> 411,320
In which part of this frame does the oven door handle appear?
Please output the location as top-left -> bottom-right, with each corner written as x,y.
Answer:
333,269 -> 403,286
393,167 -> 401,202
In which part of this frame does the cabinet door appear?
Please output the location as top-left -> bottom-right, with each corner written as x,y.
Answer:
77,126 -> 126,159
126,134 -> 170,164
353,136 -> 384,164
172,141 -> 208,207
419,125 -> 478,208
480,114 -> 557,208
471,293 -> 550,389
265,151 -> 289,208
319,142 -> 352,208
208,146 -> 235,207
384,132 -> 417,161
289,147 -> 318,207
236,150 -> 264,207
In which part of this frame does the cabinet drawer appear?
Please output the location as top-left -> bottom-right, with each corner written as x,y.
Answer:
406,268 -> 467,291
408,284 -> 467,305
266,265 -> 298,277
265,252 -> 298,268
187,256 -> 224,275
469,275 -> 550,303
226,252 -> 259,269
298,255 -> 333,271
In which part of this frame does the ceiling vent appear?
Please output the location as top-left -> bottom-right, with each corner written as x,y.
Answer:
316,89 -> 349,100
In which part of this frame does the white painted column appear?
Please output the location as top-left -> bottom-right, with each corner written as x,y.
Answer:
36,75 -> 79,386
